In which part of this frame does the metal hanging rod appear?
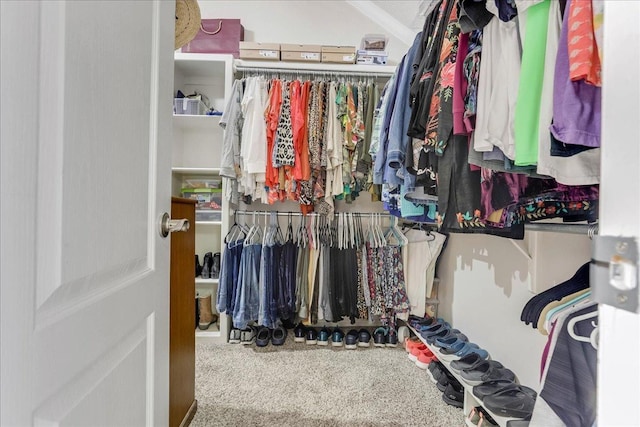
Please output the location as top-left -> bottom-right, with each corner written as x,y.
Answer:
525,222 -> 599,238
234,66 -> 392,79
232,210 -> 394,218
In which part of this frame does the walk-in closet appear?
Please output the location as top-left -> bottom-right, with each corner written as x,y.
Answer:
167,1 -> 640,426
3,0 -> 636,426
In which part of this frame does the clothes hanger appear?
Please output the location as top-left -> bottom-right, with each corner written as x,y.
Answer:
286,212 -> 294,243
225,211 -> 245,243
567,309 -> 598,350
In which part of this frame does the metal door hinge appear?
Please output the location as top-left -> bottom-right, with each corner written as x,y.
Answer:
591,236 -> 639,313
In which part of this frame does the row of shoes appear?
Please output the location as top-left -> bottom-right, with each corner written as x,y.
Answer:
407,315 -> 537,421
404,338 -> 464,409
293,324 -> 399,349
229,326 -> 289,346
195,252 -> 220,279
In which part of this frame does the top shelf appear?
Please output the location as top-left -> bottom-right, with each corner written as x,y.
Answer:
234,59 -> 396,76
174,52 -> 234,77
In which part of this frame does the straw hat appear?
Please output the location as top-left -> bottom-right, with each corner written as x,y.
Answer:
175,0 -> 201,50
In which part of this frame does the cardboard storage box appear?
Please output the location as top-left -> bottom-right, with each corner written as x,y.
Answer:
356,50 -> 388,65
321,46 -> 356,64
239,42 -> 280,61
281,44 -> 322,62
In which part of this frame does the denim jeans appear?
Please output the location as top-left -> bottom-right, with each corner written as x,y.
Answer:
258,243 -> 279,329
232,243 -> 261,330
216,239 -> 244,314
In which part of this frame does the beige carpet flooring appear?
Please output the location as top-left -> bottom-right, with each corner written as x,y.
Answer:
192,334 -> 463,426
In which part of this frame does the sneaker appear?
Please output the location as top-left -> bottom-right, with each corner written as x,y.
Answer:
357,329 -> 371,347
442,382 -> 465,408
415,350 -> 437,369
427,361 -> 447,384
385,331 -> 399,348
437,370 -> 457,392
229,328 -> 241,344
255,327 -> 271,347
293,323 -> 306,343
408,345 -> 430,362
405,336 -> 427,352
345,330 -> 359,349
317,327 -> 330,346
373,327 -> 387,347
331,328 -> 344,347
305,327 -> 318,345
240,327 -> 256,345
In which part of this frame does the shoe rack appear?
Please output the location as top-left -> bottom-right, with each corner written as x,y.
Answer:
172,52 -> 234,344
407,324 -> 525,427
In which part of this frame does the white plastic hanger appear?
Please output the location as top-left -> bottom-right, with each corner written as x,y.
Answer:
567,309 -> 599,350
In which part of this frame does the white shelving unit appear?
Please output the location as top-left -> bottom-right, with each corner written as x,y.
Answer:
173,52 -> 234,343
407,325 -> 527,426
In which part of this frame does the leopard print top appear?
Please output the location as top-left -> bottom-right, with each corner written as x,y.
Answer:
274,81 -> 295,167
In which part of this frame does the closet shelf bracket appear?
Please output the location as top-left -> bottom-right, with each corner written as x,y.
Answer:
509,239 -> 532,261
591,236 -> 639,313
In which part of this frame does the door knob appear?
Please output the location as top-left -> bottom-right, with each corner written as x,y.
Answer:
159,212 -> 190,238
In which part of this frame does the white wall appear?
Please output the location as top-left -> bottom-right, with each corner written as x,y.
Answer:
197,0 -> 422,64
438,231 -> 591,389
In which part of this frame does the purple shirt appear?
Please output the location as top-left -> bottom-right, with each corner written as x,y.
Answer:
550,0 -> 601,148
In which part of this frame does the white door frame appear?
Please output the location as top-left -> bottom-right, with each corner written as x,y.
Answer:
598,1 -> 640,425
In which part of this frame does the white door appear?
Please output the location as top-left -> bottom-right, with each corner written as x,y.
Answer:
0,1 -> 174,426
598,2 -> 640,425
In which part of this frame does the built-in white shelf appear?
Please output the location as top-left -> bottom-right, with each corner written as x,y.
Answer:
174,52 -> 235,76
173,114 -> 222,131
195,322 -> 221,338
172,167 -> 221,175
196,278 -> 219,285
407,325 -> 524,427
196,221 -> 222,226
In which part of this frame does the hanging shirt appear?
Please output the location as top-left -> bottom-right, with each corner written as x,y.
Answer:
265,79 -> 282,190
549,0 -> 601,157
219,79 -> 244,204
513,0 -> 551,166
472,3 -> 521,160
567,0 -> 601,87
536,0 -> 600,185
273,81 -> 295,167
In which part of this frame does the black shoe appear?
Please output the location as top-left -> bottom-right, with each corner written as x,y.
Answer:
357,329 -> 371,347
373,327 -> 387,347
195,255 -> 203,277
201,252 -> 213,278
345,329 -> 359,349
331,328 -> 344,347
427,361 -> 446,384
437,370 -> 458,392
306,327 -> 318,345
385,330 -> 398,348
211,252 -> 221,279
256,327 -> 271,347
272,326 -> 287,346
195,296 -> 200,329
442,382 -> 464,408
294,323 -> 306,343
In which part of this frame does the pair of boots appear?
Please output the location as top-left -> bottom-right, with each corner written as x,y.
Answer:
196,293 -> 218,330
195,252 -> 220,279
